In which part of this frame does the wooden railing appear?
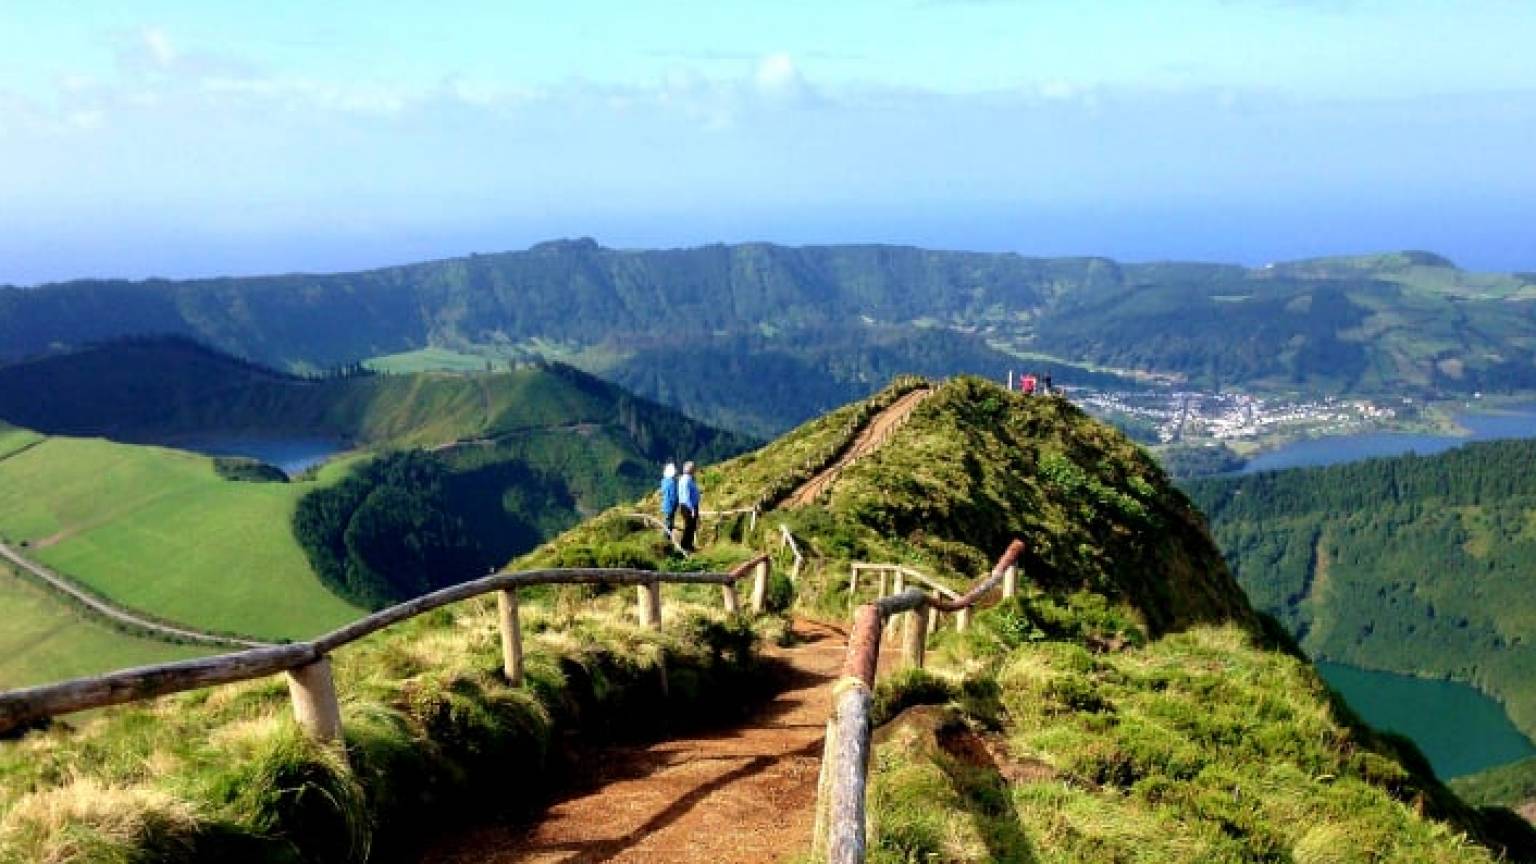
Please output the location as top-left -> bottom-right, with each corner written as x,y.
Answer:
0,555 -> 772,742
849,562 -> 985,633
780,524 -> 807,580
812,541 -> 1025,864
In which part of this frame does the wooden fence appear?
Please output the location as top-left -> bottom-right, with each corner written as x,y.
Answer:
812,540 -> 1025,863
0,555 -> 772,742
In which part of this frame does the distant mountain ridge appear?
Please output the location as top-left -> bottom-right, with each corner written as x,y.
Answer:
5,240 -> 1536,433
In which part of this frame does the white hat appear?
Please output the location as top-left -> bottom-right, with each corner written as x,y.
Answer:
663,462 -> 677,478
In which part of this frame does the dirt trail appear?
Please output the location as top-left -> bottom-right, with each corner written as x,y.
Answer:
421,620 -> 851,864
786,387 -> 933,508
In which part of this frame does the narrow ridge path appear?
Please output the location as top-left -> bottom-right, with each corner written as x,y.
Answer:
421,620 -> 849,864
786,387 -> 933,508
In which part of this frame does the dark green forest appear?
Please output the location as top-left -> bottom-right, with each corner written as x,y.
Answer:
1186,439 -> 1536,739
292,451 -> 490,607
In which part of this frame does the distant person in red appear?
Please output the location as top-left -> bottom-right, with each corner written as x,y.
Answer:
1021,374 -> 1038,396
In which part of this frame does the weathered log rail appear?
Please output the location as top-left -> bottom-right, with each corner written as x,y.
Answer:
813,540 -> 1025,863
0,555 -> 772,741
847,560 -> 1014,634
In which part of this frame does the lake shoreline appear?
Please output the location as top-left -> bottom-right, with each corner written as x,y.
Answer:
1316,659 -> 1536,780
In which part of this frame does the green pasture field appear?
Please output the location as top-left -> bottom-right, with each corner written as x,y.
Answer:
0,435 -> 363,641
0,424 -> 42,460
0,567 -> 210,689
363,346 -> 496,374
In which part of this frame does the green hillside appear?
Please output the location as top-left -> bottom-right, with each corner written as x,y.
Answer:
0,336 -> 754,453
1454,757 -> 1536,814
8,241 -> 1533,435
4,377 -> 1529,862
0,567 -> 211,689
0,342 -> 752,681
0,436 -> 365,641
1185,440 -> 1536,741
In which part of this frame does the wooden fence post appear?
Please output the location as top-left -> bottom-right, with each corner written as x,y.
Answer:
646,580 -> 663,629
827,679 -> 875,864
811,715 -> 840,859
957,607 -> 972,632
722,582 -> 740,614
903,606 -> 928,669
1002,564 -> 1018,599
637,583 -> 663,629
497,589 -> 524,686
751,558 -> 770,613
286,656 -> 343,744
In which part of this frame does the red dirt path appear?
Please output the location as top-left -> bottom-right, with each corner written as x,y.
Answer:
420,620 -> 850,864
785,387 -> 932,508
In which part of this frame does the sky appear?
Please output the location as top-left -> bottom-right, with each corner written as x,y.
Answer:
1,0 -> 1534,285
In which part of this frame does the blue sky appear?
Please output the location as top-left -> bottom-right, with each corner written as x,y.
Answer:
1,1 -> 1533,284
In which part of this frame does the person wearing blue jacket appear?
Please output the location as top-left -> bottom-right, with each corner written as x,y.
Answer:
659,462 -> 679,537
677,461 -> 702,551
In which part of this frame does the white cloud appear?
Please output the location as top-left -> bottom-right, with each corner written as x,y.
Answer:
755,53 -> 798,91
141,27 -> 178,69
754,52 -> 815,104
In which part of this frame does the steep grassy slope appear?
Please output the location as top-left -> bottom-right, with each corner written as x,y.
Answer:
0,437 -> 365,640
0,568 -> 211,689
526,377 -> 1535,860
7,242 -> 1535,435
1185,440 -> 1536,739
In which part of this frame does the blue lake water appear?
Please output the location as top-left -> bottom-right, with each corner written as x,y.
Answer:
173,437 -> 344,475
1316,662 -> 1536,779
1239,404 -> 1536,474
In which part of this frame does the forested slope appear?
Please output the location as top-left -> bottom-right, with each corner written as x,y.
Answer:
1186,440 -> 1536,738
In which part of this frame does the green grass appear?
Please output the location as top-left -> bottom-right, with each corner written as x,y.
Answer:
863,613 -> 1531,863
362,347 -> 500,374
0,569 -> 210,690
0,589 -> 768,863
0,425 -> 42,461
0,436 -> 363,641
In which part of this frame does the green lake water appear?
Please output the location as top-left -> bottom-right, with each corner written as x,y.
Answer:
1316,661 -> 1536,779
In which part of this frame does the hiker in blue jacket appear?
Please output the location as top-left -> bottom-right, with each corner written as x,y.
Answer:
677,461 -> 702,552
659,462 -> 679,538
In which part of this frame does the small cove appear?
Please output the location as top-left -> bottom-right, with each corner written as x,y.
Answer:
171,436 -> 345,476
1315,662 -> 1536,779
